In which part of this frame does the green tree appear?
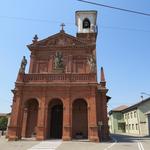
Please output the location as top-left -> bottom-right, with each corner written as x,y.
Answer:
0,116 -> 8,134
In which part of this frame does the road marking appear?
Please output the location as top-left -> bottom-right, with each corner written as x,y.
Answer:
137,142 -> 144,150
27,140 -> 62,150
104,137 -> 117,150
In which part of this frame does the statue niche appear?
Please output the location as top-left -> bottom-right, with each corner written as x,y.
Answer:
87,55 -> 96,73
54,51 -> 64,71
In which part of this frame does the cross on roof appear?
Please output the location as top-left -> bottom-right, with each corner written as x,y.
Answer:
60,23 -> 65,31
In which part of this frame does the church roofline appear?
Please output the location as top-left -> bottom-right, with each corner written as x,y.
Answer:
27,30 -> 94,50
27,45 -> 96,52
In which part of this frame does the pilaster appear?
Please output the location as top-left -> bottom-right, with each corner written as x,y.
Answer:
36,90 -> 46,140
29,54 -> 35,73
8,89 -> 22,140
101,91 -> 109,140
62,96 -> 71,141
88,95 -> 99,142
21,108 -> 28,137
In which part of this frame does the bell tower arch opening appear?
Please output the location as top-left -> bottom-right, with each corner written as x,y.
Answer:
83,18 -> 91,29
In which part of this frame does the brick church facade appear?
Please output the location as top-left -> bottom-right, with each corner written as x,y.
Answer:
8,11 -> 110,142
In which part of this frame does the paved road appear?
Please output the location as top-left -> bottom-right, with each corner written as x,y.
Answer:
0,134 -> 150,150
110,134 -> 150,150
57,134 -> 150,150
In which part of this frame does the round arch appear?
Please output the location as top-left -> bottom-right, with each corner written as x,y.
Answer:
83,18 -> 91,29
23,98 -> 39,138
47,98 -> 63,139
72,98 -> 88,139
23,96 -> 40,105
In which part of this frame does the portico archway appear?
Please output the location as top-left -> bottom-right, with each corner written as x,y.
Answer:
72,99 -> 88,139
47,99 -> 63,139
24,99 -> 39,138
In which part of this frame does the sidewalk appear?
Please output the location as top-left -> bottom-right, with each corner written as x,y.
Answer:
0,136 -> 40,150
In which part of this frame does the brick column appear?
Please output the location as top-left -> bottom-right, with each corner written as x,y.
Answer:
8,90 -> 22,140
88,96 -> 99,142
43,105 -> 48,139
21,108 -> 28,137
101,91 -> 109,140
36,96 -> 46,140
62,97 -> 71,141
48,57 -> 53,72
29,54 -> 35,73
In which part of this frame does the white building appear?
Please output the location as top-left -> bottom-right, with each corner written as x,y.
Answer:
123,97 -> 150,136
109,97 -> 150,136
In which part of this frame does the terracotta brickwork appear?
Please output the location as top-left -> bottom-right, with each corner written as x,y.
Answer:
8,13 -> 110,142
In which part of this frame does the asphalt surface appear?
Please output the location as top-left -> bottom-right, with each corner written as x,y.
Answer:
110,134 -> 150,150
57,134 -> 150,150
0,134 -> 150,150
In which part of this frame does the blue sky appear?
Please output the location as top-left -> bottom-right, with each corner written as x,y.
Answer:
0,0 -> 150,113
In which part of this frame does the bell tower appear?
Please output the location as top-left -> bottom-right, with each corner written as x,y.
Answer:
75,10 -> 97,33
75,10 -> 97,42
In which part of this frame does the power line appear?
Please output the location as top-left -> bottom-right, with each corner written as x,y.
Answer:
101,25 -> 150,33
0,15 -> 150,33
0,15 -> 69,24
77,0 -> 150,16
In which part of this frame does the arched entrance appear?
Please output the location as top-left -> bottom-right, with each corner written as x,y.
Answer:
47,99 -> 63,139
24,99 -> 39,138
72,99 -> 88,139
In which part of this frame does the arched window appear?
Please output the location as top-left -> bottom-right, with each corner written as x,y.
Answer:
83,18 -> 91,29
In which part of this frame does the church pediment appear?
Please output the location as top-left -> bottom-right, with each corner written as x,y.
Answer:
28,31 -> 90,49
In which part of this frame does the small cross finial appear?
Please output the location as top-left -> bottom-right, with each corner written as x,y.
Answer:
32,34 -> 38,43
34,34 -> 38,41
60,23 -> 65,31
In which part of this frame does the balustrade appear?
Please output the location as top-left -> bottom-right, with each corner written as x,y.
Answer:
23,74 -> 96,83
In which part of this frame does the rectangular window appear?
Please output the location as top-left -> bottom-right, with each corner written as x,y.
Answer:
129,124 -> 131,130
134,111 -> 136,118
136,124 -> 138,130
132,124 -> 134,130
126,124 -> 128,130
131,112 -> 133,118
117,114 -> 121,120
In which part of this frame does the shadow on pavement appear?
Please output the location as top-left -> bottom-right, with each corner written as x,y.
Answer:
111,133 -> 150,143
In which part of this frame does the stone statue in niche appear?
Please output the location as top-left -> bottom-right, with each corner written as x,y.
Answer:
87,55 -> 96,73
54,51 -> 64,69
19,56 -> 27,73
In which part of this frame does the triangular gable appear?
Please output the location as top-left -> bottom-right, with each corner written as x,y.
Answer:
28,31 -> 89,48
